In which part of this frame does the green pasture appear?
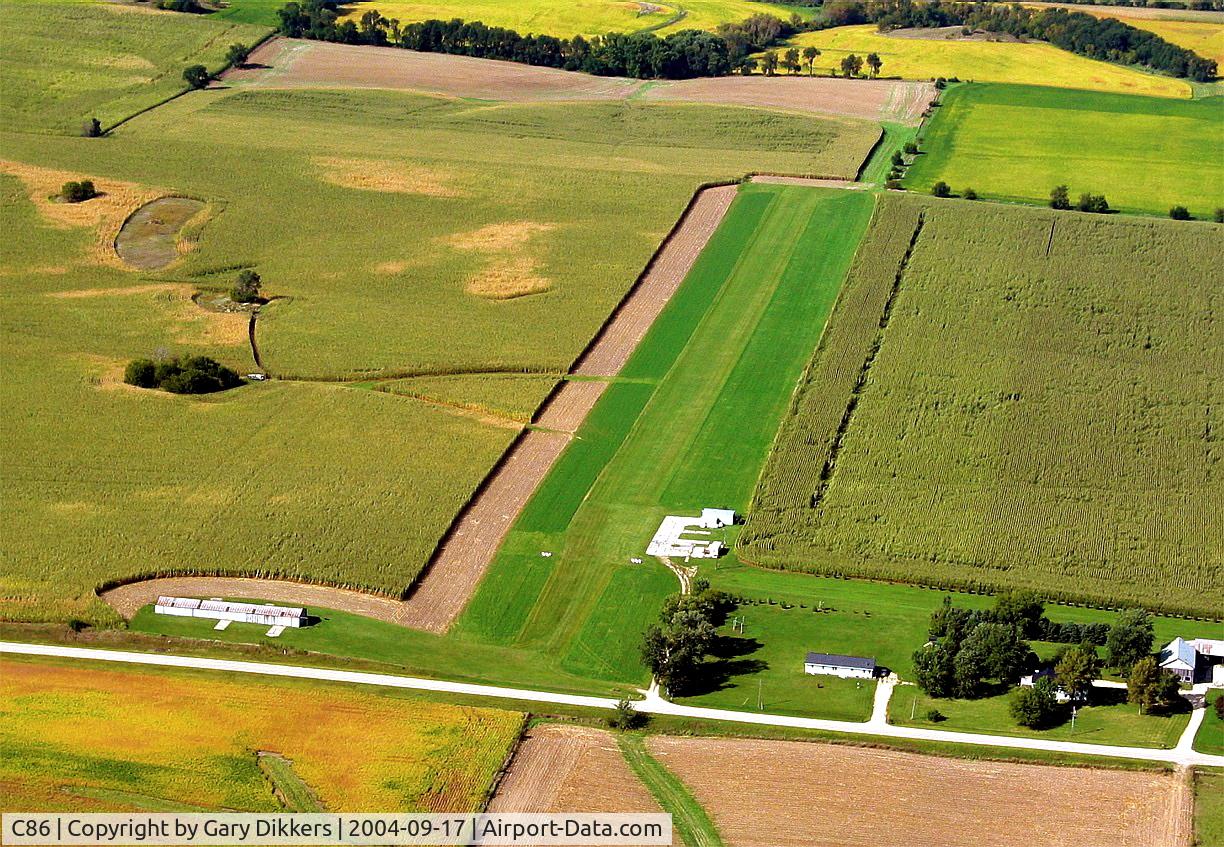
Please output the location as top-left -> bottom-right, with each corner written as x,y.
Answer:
1197,770 -> 1224,847
891,686 -> 1191,749
905,83 -> 1224,215
0,0 -> 269,135
0,78 -> 876,621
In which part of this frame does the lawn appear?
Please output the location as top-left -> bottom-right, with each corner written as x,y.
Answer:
0,657 -> 524,811
0,0 -> 270,135
890,685 -> 1191,749
1196,769 -> 1224,847
0,79 -> 877,622
329,0 -> 818,38
1196,700 -> 1224,756
741,193 -> 1224,617
905,82 -> 1224,215
786,24 -> 1191,98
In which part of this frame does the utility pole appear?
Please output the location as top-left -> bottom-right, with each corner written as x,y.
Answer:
757,678 -> 763,711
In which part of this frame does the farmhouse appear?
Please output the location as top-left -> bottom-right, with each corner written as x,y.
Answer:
1019,667 -> 1071,703
646,509 -> 735,559
1158,637 -> 1224,684
804,652 -> 876,680
154,596 -> 307,634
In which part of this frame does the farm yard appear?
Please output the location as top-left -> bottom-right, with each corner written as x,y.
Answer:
784,24 -> 1194,98
741,195 -> 1224,617
0,658 -> 524,812
904,83 -> 1224,215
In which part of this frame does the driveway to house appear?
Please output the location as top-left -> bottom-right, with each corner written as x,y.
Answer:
4,641 -> 1222,768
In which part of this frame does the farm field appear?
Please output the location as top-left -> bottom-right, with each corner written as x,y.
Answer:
890,686 -> 1191,749
230,38 -> 936,125
0,73 -> 878,622
740,194 -> 1224,617
646,735 -> 1193,846
905,82 -> 1224,215
785,24 -> 1192,98
452,184 -> 878,708
0,658 -> 524,812
332,0 -> 817,38
0,0 -> 269,135
1024,3 -> 1224,65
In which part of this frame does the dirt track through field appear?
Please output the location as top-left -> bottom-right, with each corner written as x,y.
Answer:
647,736 -> 1193,847
489,724 -> 678,846
99,183 -> 738,632
224,39 -> 936,124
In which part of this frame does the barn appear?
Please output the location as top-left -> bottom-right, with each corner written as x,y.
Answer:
804,652 -> 876,680
154,596 -> 307,630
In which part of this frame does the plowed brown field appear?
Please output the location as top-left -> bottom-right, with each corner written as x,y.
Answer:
647,736 -> 1192,847
225,39 -> 935,123
489,724 -> 679,846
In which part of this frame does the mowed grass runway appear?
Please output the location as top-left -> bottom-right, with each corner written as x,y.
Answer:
786,25 -> 1192,98
906,83 -> 1224,215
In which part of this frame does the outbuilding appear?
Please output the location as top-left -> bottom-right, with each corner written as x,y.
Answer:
1158,637 -> 1199,683
804,651 -> 876,680
155,596 -> 307,629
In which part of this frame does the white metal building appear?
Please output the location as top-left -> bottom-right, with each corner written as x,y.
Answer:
155,596 -> 306,628
646,509 -> 735,560
698,509 -> 736,529
804,651 -> 876,680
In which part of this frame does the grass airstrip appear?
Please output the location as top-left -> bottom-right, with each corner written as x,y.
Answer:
905,82 -> 1224,215
786,24 -> 1193,98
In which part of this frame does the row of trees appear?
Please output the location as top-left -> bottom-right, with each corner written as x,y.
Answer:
824,0 -> 1216,80
640,579 -> 735,696
1050,185 -> 1111,213
756,47 -> 884,77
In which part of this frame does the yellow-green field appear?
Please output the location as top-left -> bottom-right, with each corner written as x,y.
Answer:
0,659 -> 524,811
785,25 -> 1192,98
340,0 -> 815,38
1122,19 -> 1224,66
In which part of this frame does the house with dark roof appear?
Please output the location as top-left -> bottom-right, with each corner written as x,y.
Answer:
804,651 -> 876,680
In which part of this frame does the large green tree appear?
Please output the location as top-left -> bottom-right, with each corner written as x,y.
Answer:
1011,677 -> 1062,729
1106,609 -> 1154,672
1127,657 -> 1182,715
1054,645 -> 1100,703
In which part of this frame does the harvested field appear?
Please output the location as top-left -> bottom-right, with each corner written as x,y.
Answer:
748,175 -> 862,188
489,724 -> 677,845
114,197 -> 205,270
642,75 -> 936,124
647,736 -> 1192,847
227,38 -> 642,100
575,184 -> 737,376
226,38 -> 934,123
313,156 -> 461,196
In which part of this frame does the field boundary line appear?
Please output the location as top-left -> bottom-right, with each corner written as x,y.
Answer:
6,641 -> 1224,768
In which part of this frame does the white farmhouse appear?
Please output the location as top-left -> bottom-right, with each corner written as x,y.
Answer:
804,651 -> 876,680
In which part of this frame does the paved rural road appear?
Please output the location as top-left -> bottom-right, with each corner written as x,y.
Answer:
5,641 -> 1222,768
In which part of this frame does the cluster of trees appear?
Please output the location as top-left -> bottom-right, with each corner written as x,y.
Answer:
183,64 -> 211,89
913,592 -> 1161,701
821,0 -> 1216,80
640,579 -> 734,696
59,180 -> 98,203
124,356 -> 244,394
1050,185 -> 1111,213
1009,643 -> 1100,728
930,180 -> 979,199
231,269 -> 263,304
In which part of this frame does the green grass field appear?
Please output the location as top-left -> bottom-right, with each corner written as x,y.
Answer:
0,0 -> 269,134
1197,701 -> 1224,756
741,193 -> 1224,617
891,685 -> 1191,749
1197,769 -> 1224,847
618,735 -> 724,847
0,71 -> 877,621
905,83 -> 1224,215
786,25 -> 1191,98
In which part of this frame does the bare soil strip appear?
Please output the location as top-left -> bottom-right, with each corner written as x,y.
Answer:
647,736 -> 1192,847
489,724 -> 678,846
749,175 -> 863,189
99,183 -> 738,632
575,184 -> 737,376
223,39 -> 935,123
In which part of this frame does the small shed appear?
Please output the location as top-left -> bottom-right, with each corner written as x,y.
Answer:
804,651 -> 876,680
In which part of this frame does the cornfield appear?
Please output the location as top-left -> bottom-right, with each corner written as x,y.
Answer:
741,196 -> 1223,618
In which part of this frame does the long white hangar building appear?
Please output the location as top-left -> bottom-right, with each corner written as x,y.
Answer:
155,596 -> 306,633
